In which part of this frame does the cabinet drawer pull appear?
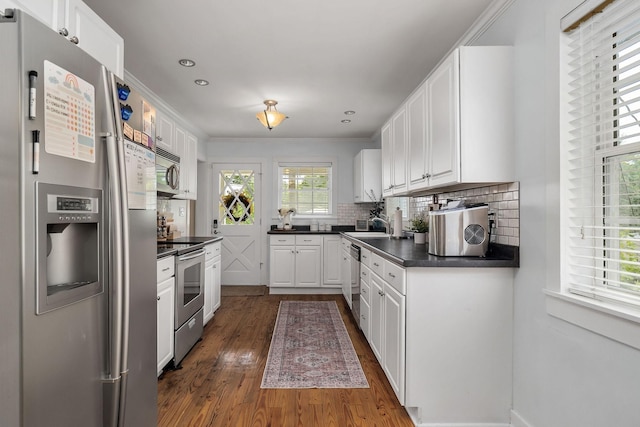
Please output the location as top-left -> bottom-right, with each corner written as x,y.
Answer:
161,267 -> 170,272
278,239 -> 287,242
362,255 -> 367,259
304,239 -> 312,242
378,290 -> 385,296
388,272 -> 396,279
373,262 -> 380,267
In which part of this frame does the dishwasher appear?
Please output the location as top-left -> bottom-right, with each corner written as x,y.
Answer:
349,243 -> 361,327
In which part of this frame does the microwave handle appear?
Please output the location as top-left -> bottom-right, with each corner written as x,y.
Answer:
167,164 -> 179,190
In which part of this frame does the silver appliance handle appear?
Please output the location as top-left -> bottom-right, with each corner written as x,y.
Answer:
100,66 -> 123,427
101,67 -> 131,427
107,70 -> 132,427
178,248 -> 206,261
167,164 -> 179,189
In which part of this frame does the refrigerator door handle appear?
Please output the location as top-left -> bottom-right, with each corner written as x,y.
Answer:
101,66 -> 131,427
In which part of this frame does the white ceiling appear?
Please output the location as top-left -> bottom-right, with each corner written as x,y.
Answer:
83,0 -> 494,139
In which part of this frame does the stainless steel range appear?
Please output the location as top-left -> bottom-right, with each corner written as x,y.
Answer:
173,245 -> 205,366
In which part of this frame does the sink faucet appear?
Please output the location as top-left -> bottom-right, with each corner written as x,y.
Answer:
371,216 -> 391,234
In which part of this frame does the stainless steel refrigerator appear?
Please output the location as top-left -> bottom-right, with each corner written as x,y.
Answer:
0,9 -> 157,427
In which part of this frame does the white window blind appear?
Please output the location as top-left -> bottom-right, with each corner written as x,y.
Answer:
566,0 -> 640,308
278,162 -> 332,215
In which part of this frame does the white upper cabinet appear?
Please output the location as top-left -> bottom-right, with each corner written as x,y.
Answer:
381,122 -> 393,198
381,107 -> 408,197
427,51 -> 460,188
407,82 -> 428,191
4,0 -> 124,78
174,128 -> 197,200
155,110 -> 175,153
383,45 -> 514,194
354,149 -> 381,203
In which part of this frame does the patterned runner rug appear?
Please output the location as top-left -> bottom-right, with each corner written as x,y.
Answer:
261,301 -> 369,389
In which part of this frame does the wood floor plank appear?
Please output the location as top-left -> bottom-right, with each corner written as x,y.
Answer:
157,293 -> 414,427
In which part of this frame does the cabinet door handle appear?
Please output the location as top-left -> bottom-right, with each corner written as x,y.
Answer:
161,267 -> 170,272
69,35 -> 79,45
292,250 -> 295,254
156,136 -> 163,141
157,296 -> 161,301
59,27 -> 69,36
362,255 -> 367,259
388,272 -> 396,279
378,290 -> 385,296
373,262 -> 380,267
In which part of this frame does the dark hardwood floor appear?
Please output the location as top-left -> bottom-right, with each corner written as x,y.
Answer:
157,293 -> 414,426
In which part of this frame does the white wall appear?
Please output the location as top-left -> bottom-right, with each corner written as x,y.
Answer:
476,1 -> 640,426
198,137 -> 379,283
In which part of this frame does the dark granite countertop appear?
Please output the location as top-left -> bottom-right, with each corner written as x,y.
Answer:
157,236 -> 223,258
341,233 -> 519,268
267,225 -> 357,235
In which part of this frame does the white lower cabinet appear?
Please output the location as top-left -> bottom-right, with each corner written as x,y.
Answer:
204,241 -> 222,325
359,249 -> 372,339
322,236 -> 341,287
403,267 -> 513,425
156,256 -> 175,376
340,238 -> 352,307
369,255 -> 406,404
269,235 -> 322,288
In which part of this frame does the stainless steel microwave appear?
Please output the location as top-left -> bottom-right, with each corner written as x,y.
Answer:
156,148 -> 180,197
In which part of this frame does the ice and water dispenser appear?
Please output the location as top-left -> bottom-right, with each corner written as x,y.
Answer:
36,183 -> 103,314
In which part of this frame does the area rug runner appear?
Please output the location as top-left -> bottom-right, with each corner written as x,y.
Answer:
261,301 -> 369,389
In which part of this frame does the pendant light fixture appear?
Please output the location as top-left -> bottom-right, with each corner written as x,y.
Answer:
257,99 -> 287,130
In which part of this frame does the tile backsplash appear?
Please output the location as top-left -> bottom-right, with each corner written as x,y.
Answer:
411,182 -> 520,246
337,203 -> 378,226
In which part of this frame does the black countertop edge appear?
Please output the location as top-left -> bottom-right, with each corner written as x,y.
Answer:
157,236 -> 223,258
342,233 -> 519,268
268,224 -> 357,234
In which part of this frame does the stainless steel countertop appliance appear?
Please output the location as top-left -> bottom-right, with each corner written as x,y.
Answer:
1,10 -> 157,426
428,203 -> 490,257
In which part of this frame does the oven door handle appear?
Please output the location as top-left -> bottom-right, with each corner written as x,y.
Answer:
178,249 -> 206,261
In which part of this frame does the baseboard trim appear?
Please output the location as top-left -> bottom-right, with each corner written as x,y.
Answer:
412,423 -> 512,427
511,410 -> 534,427
268,287 -> 342,295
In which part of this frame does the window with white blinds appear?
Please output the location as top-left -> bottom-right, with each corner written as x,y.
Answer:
565,0 -> 640,309
278,162 -> 333,216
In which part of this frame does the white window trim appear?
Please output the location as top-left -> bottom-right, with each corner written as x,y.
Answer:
272,157 -> 338,221
548,0 -> 640,351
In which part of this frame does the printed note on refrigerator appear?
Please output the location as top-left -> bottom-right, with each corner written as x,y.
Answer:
43,60 -> 96,163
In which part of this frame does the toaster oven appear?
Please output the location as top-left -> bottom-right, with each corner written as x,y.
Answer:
428,204 -> 489,257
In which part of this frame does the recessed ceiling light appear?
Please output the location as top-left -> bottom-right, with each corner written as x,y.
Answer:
194,79 -> 209,86
178,58 -> 196,67
341,119 -> 352,124
344,110 -> 356,115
